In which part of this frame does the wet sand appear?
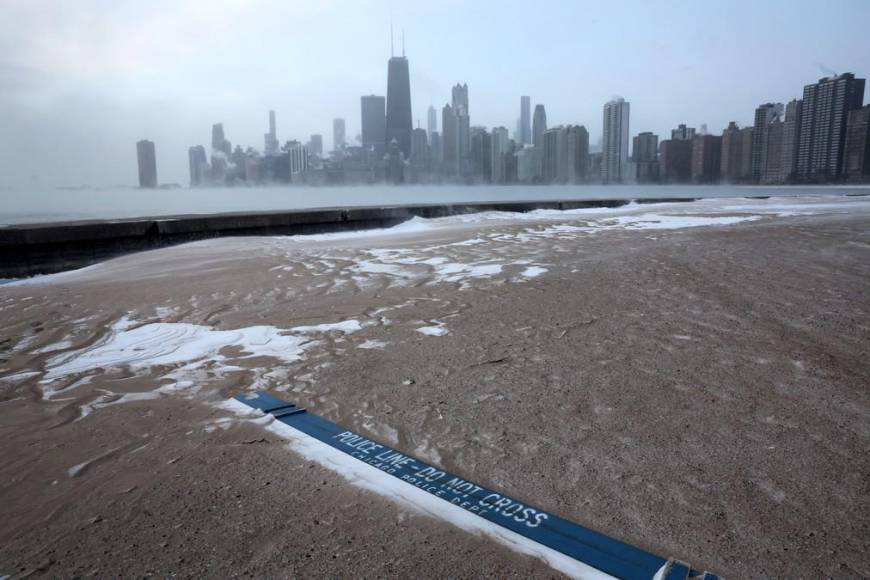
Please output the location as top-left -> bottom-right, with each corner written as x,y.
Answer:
1,197 -> 868,578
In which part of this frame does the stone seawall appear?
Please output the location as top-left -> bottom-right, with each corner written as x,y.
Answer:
0,198 -> 695,278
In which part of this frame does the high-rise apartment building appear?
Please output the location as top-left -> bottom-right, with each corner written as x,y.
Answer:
659,139 -> 692,183
751,102 -> 783,181
386,55 -> 413,158
632,132 -> 659,182
691,134 -> 722,183
721,122 -> 752,183
361,95 -> 386,155
671,124 -> 696,141
797,73 -> 866,182
762,118 -> 785,184
779,99 -> 803,183
136,140 -> 157,188
844,105 -> 870,182
602,98 -> 630,183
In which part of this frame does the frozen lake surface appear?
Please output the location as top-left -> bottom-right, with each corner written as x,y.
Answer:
1,183 -> 868,225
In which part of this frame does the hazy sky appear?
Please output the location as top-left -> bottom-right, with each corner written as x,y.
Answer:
2,0 -> 869,187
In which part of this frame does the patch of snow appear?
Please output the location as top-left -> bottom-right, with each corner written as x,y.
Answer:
520,266 -> 548,278
358,340 -> 388,350
416,324 -> 449,337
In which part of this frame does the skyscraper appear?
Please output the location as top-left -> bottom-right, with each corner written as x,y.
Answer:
452,83 -> 470,175
211,123 -> 231,157
751,102 -> 783,181
797,73 -> 866,182
188,145 -> 208,187
427,105 -> 437,142
136,140 -> 157,188
843,105 -> 870,182
442,103 -> 459,176
361,95 -> 386,155
491,127 -> 510,183
470,127 -> 492,183
532,104 -> 547,148
264,110 -> 279,156
602,98 -> 630,183
520,96 -> 531,145
333,118 -> 346,151
386,54 -> 413,158
542,127 -> 565,183
410,127 -> 429,168
452,83 -> 469,115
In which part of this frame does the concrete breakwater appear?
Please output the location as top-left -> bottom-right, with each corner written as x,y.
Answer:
0,198 -> 694,279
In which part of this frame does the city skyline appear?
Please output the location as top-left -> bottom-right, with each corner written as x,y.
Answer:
2,0 -> 870,186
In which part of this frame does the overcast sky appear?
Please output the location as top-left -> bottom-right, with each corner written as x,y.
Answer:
2,0 -> 869,187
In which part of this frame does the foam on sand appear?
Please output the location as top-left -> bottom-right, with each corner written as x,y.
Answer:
218,399 -> 617,580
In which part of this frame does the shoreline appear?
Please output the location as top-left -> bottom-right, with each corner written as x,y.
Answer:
1,189 -> 868,280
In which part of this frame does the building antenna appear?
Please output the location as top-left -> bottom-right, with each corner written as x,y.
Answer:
402,29 -> 405,57
390,19 -> 394,57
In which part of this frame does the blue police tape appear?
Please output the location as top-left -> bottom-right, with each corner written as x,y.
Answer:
234,391 -> 718,580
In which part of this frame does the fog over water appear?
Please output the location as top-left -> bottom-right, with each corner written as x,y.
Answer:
1,184 -> 868,226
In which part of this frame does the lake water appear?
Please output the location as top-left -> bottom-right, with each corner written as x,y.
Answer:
1,184 -> 868,225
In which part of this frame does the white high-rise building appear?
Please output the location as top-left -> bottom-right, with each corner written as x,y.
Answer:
602,98 -> 630,183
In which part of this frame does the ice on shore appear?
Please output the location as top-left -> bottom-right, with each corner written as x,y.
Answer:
44,317 -> 365,381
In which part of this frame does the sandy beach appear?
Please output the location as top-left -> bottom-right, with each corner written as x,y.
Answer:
1,196 -> 868,578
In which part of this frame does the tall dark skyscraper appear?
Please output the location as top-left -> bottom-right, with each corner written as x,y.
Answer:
520,96 -> 531,145
797,73 -> 866,181
361,95 -> 386,155
386,55 -> 413,158
136,140 -> 157,188
532,104 -> 547,148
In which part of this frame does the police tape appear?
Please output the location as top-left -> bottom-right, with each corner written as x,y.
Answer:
234,391 -> 719,580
